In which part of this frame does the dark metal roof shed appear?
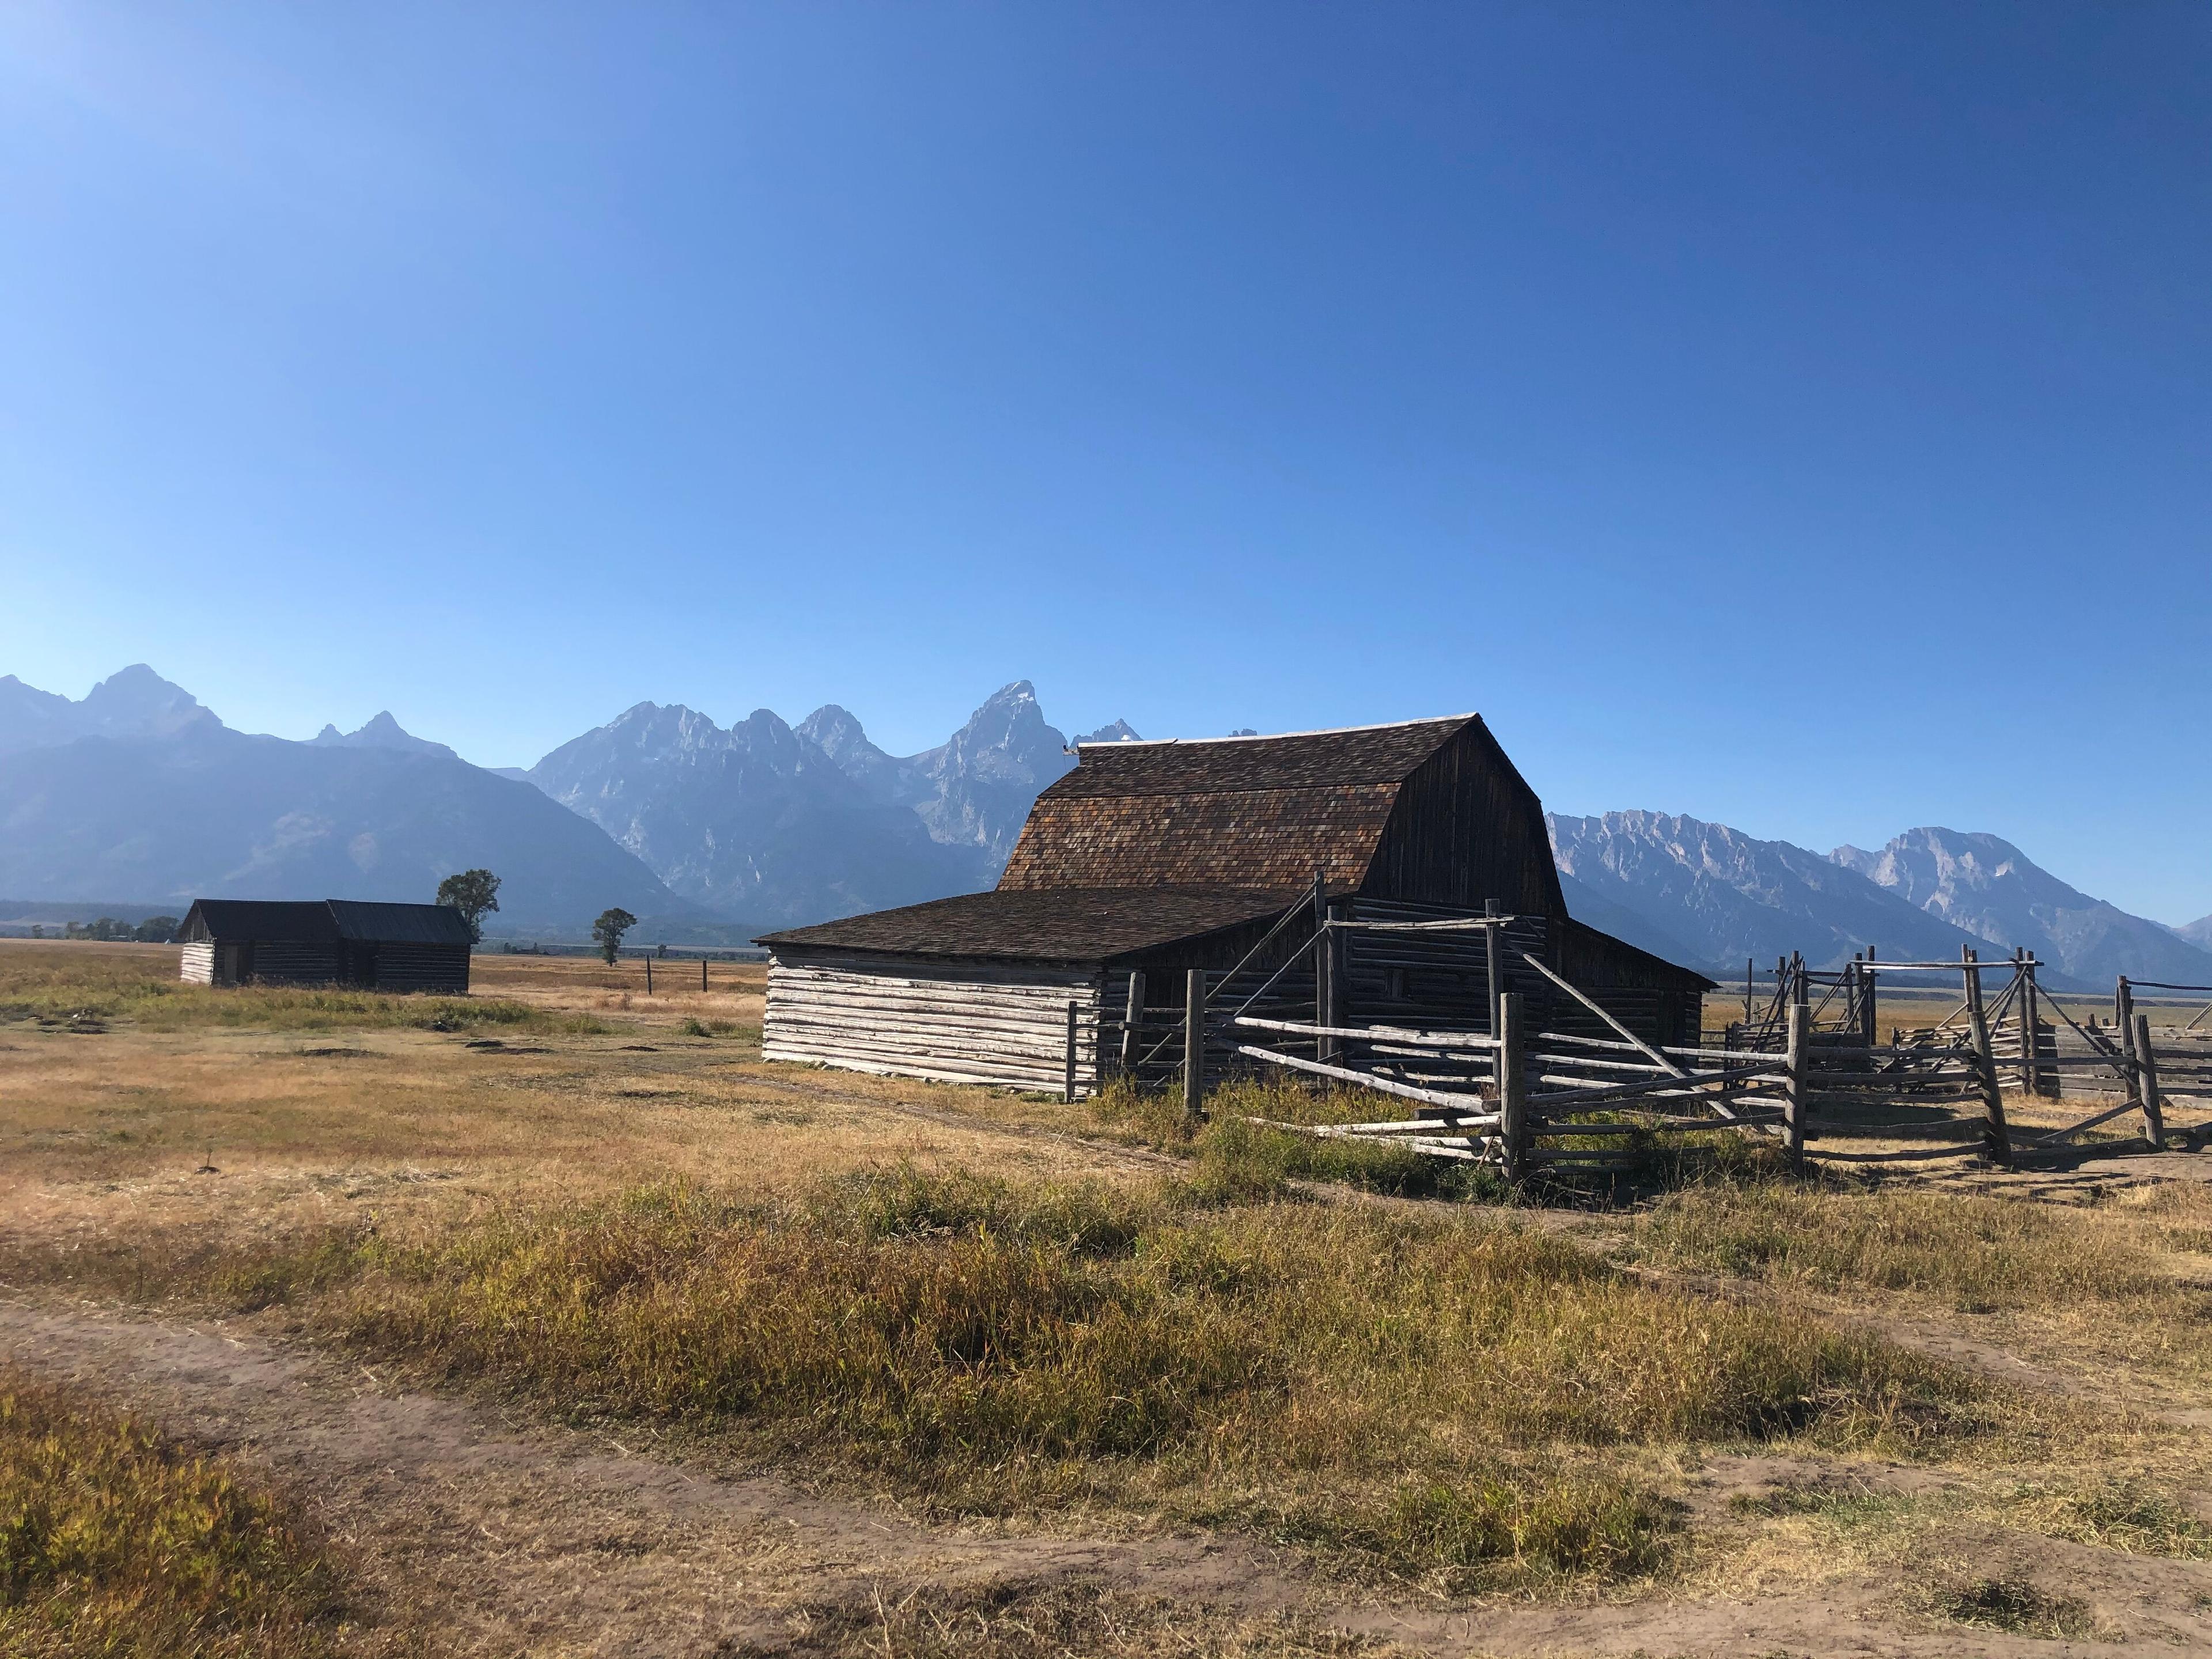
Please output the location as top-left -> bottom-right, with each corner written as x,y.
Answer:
325,901 -> 475,946
179,899 -> 471,947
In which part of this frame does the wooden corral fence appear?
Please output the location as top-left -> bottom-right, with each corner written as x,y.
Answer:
1094,910 -> 2186,1178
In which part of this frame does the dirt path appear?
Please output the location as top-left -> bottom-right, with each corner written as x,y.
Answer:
11,1300 -> 2212,1658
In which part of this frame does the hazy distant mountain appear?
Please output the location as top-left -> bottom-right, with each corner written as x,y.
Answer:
1833,828 -> 2212,986
308,711 -> 459,762
528,702 -> 988,925
2174,915 -> 2212,949
1550,810 -> 1991,975
531,681 -> 1136,927
0,665 -> 217,756
0,722 -> 687,933
1556,868 -> 1710,968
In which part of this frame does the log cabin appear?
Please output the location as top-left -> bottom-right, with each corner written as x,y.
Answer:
176,899 -> 472,993
756,715 -> 1713,1094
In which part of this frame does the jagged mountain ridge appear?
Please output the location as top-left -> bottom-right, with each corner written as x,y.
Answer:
1834,828 -> 2212,987
0,664 -> 218,755
1550,809 -> 2212,988
1551,809 -> 1999,977
0,719 -> 691,933
309,710 -> 460,762
533,681 -> 1137,925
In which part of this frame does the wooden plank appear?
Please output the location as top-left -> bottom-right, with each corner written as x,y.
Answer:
2135,1012 -> 2168,1150
1809,1142 -> 1987,1164
1784,1003 -> 1807,1169
1498,991 -> 1529,1180
1234,1014 -> 1498,1050
1232,1044 -> 1491,1112
1185,968 -> 1205,1122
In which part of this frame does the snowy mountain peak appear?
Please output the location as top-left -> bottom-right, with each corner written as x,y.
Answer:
1072,719 -> 1141,745
1831,827 -> 2212,984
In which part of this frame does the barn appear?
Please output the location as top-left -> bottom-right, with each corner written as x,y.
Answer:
758,715 -> 1714,1096
176,899 -> 473,993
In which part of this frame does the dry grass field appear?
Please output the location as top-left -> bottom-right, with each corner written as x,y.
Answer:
7,940 -> 2212,1657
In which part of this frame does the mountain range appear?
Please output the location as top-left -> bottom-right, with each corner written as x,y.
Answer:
523,681 -> 1094,924
0,668 -> 1135,938
2,665 -> 2207,984
1552,812 -> 2212,990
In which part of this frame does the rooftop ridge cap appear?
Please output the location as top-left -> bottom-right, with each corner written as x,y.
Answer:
1071,713 -> 1479,750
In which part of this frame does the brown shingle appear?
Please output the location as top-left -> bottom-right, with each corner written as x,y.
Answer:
1000,717 -> 1476,893
756,886 -> 1296,963
1051,718 -> 1470,798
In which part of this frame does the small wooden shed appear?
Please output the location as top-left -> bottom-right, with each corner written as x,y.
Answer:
176,899 -> 473,993
759,717 -> 1714,1094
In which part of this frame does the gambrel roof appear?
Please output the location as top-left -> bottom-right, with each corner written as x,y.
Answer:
999,716 -> 1483,896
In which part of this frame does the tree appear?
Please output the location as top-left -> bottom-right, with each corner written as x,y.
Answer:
135,916 -> 179,944
592,908 -> 638,965
435,869 -> 502,945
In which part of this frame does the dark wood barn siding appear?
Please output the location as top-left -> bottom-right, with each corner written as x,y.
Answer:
1361,721 -> 1567,919
1555,919 -> 1711,1048
249,943 -> 344,985
369,944 -> 471,994
1338,896 -> 1548,1033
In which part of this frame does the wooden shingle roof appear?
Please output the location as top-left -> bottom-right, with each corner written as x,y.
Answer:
1000,717 -> 1475,893
756,886 -> 1294,963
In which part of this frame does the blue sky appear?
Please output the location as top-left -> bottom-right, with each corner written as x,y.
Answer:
2,3 -> 2207,920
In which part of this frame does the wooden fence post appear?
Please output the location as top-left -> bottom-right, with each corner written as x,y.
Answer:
1184,968 -> 1206,1124
1119,969 -> 1146,1073
2118,977 -> 2137,1068
1063,1001 -> 1078,1104
1312,872 -> 1334,1065
1863,946 -> 1878,1046
1497,991 -> 1527,1180
1964,949 -> 2011,1168
702,957 -> 709,992
645,956 -> 653,995
1783,1002 -> 1808,1172
1486,899 -> 1504,1038
2133,1012 -> 2167,1150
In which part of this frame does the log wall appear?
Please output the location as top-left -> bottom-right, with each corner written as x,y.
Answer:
764,951 -> 1104,1094
372,944 -> 470,994
178,941 -> 215,985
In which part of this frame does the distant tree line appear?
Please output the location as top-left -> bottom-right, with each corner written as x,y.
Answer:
43,916 -> 180,943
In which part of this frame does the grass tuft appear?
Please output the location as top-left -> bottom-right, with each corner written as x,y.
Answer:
1929,1576 -> 2097,1639
0,1369 -> 401,1658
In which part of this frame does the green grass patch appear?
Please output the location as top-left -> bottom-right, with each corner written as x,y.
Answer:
0,1369 -> 402,1658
